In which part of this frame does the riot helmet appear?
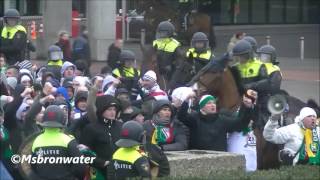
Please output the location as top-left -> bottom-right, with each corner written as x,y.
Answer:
48,45 -> 63,61
40,105 -> 66,128
232,40 -> 253,63
119,50 -> 135,67
191,32 -> 209,52
257,45 -> 278,64
4,9 -> 20,27
115,120 -> 144,147
242,36 -> 258,52
156,21 -> 175,39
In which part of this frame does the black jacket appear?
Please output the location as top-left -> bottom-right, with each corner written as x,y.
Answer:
80,119 -> 122,170
177,102 -> 253,151
0,26 -> 27,65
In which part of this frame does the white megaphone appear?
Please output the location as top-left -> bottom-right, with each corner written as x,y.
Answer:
267,94 -> 287,115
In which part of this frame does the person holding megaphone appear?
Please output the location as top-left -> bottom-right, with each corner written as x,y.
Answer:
263,107 -> 320,166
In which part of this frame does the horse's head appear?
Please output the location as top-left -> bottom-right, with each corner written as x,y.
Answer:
188,53 -> 241,110
189,53 -> 230,96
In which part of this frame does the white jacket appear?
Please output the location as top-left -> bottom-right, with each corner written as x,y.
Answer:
263,120 -> 304,165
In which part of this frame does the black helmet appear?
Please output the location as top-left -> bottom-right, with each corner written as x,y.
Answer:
48,45 -> 63,61
243,36 -> 258,52
4,9 -> 20,18
232,40 -> 252,56
257,45 -> 278,64
156,21 -> 175,39
116,120 -> 144,147
40,105 -> 66,128
4,9 -> 20,26
119,50 -> 135,64
153,99 -> 173,114
191,32 -> 209,52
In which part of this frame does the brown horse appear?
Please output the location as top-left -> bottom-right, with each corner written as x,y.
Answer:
188,54 -> 317,170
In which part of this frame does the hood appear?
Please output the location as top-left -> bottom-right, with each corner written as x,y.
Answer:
61,61 -> 76,76
74,90 -> 88,109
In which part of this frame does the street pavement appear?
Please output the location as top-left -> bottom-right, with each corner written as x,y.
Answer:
32,42 -> 319,104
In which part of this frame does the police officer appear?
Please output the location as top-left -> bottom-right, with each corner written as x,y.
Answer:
0,9 -> 27,65
242,36 -> 258,55
257,44 -> 282,94
186,32 -> 214,75
110,120 -> 151,179
31,105 -> 85,180
45,45 -> 64,80
153,21 -> 181,89
112,50 -> 140,100
232,40 -> 278,170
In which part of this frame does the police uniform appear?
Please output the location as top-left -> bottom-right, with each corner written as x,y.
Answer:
112,66 -> 140,99
31,105 -> 84,180
0,10 -> 27,65
110,121 -> 151,180
186,48 -> 213,74
153,37 -> 180,80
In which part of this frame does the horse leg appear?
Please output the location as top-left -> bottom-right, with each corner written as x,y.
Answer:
261,142 -> 281,169
254,128 -> 281,170
254,128 -> 264,170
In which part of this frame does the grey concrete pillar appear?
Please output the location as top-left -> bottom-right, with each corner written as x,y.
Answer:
40,0 -> 72,59
87,0 -> 116,61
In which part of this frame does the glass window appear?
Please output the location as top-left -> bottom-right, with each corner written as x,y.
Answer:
235,0 -> 249,24
286,0 -> 299,23
269,0 -> 284,23
252,0 -> 266,23
219,0 -> 233,24
303,0 -> 320,23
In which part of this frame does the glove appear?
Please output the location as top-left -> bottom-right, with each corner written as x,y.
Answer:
270,114 -> 281,122
279,149 -> 295,165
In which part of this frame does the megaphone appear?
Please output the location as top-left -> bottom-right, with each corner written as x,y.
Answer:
267,94 -> 287,115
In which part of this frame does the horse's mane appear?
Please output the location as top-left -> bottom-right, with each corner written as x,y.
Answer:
229,66 -> 245,95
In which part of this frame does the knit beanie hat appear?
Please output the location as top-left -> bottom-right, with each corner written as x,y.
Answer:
199,95 -> 216,109
143,70 -> 157,83
294,107 -> 317,123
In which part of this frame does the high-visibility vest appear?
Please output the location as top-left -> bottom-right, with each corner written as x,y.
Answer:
186,48 -> 213,61
153,38 -> 180,53
1,25 -> 26,39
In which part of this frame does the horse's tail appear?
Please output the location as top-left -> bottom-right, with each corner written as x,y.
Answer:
307,99 -> 320,117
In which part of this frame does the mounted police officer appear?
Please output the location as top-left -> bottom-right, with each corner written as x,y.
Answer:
112,50 -> 140,100
109,120 -> 153,179
0,9 -> 27,65
153,21 -> 181,91
232,40 -> 281,170
257,44 -> 282,94
186,32 -> 214,75
31,105 -> 85,180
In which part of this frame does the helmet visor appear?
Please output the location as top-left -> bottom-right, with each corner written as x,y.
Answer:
156,31 -> 169,39
191,41 -> 208,51
259,53 -> 272,63
6,18 -> 19,26
233,54 -> 249,63
49,51 -> 63,61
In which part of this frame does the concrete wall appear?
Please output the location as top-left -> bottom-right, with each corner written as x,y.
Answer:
166,150 -> 245,177
87,0 -> 116,61
213,24 -> 320,58
42,0 -> 72,58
